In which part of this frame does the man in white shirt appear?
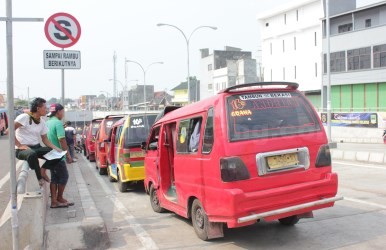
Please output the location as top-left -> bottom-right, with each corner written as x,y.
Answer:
13,98 -> 63,185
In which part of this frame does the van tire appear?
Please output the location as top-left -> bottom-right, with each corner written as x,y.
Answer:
1,128 -> 4,136
107,166 -> 115,182
278,215 -> 299,226
99,167 -> 107,175
192,199 -> 210,241
83,146 -> 87,156
150,185 -> 165,213
117,171 -> 128,192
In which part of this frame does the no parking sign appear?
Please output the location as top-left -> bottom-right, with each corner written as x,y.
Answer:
44,12 -> 81,48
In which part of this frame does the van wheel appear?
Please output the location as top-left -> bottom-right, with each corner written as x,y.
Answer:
86,150 -> 89,160
117,171 -> 128,192
99,167 -> 107,175
192,199 -> 210,241
0,129 -> 4,136
107,165 -> 115,182
150,185 -> 165,213
278,215 -> 300,226
83,146 -> 87,156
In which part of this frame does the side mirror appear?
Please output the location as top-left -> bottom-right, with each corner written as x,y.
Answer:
141,141 -> 147,150
148,142 -> 158,150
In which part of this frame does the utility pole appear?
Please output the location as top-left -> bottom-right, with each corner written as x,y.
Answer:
113,52 -> 117,99
1,1 -> 43,249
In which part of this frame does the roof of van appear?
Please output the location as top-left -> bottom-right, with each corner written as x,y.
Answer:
155,82 -> 300,125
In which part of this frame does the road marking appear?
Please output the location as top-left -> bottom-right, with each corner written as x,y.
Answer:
84,158 -> 158,250
344,197 -> 386,209
0,160 -> 23,190
333,161 -> 386,170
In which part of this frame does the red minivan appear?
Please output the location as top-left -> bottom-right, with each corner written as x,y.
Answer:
95,115 -> 124,175
85,118 -> 103,162
144,82 -> 341,240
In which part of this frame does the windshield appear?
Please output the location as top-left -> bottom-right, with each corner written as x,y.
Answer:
124,114 -> 157,147
227,91 -> 321,141
104,117 -> 122,136
91,121 -> 101,136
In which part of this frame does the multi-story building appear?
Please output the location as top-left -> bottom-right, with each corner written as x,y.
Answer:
257,0 -> 357,109
321,0 -> 386,111
171,77 -> 200,106
126,84 -> 154,110
200,46 -> 257,100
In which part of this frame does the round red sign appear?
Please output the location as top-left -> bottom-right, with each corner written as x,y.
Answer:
44,12 -> 81,48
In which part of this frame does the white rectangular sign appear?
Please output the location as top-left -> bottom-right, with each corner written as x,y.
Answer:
43,50 -> 81,69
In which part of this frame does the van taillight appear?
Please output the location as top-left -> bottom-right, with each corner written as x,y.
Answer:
220,157 -> 250,182
123,149 -> 131,164
315,144 -> 331,167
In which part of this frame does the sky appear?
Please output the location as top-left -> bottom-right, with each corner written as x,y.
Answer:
0,0 -> 381,100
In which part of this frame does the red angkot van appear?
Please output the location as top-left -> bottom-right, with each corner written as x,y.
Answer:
85,118 -> 103,162
144,82 -> 341,240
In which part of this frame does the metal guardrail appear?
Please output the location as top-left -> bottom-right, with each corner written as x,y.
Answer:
16,161 -> 30,195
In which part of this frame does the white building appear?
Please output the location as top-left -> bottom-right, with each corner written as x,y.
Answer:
321,0 -> 386,111
257,0 -> 325,91
199,46 -> 258,100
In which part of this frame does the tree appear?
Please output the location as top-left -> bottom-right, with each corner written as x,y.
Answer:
47,98 -> 58,105
14,99 -> 28,107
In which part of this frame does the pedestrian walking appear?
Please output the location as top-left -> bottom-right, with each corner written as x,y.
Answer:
64,121 -> 77,162
46,103 -> 74,208
11,98 -> 63,186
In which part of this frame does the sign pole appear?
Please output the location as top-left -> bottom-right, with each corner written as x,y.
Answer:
61,48 -> 65,106
1,1 -> 43,249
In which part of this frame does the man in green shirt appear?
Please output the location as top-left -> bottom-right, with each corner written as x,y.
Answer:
46,103 -> 74,208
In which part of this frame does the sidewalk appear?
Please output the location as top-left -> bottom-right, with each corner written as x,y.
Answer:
44,156 -> 109,249
331,142 -> 386,164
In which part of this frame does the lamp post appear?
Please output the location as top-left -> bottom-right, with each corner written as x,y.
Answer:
157,23 -> 217,103
125,60 -> 163,110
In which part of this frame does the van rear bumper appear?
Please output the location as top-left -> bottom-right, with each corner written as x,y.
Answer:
206,173 -> 339,228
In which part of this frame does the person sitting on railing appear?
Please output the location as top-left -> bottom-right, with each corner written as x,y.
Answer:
11,98 -> 63,186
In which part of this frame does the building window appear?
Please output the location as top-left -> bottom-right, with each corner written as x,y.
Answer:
284,14 -> 287,24
222,82 -> 226,90
338,23 -> 353,33
296,10 -> 299,21
266,22 -> 269,27
208,83 -> 213,90
270,43 -> 272,55
374,44 -> 386,68
283,67 -> 285,80
314,32 -> 317,46
283,40 -> 285,52
348,47 -> 371,71
294,66 -> 297,79
365,19 -> 371,28
294,37 -> 296,50
324,51 -> 346,73
208,64 -> 212,71
315,62 -> 318,77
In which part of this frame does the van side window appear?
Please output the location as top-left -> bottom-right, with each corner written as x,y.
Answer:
176,117 -> 202,154
202,108 -> 214,154
115,126 -> 123,146
148,126 -> 160,150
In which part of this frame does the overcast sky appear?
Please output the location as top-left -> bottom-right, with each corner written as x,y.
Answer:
0,0 -> 380,100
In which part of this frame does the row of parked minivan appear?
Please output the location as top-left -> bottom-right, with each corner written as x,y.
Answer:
81,82 -> 342,241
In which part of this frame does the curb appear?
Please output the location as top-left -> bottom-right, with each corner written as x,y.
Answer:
44,163 -> 109,250
331,149 -> 386,164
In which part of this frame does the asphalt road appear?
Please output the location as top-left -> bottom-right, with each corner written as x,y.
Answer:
337,142 -> 386,153
78,154 -> 386,249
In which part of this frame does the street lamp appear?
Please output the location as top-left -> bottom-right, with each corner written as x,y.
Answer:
125,60 -> 163,110
157,23 -> 217,103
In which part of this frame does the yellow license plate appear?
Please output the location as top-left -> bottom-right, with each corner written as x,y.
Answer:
267,153 -> 299,169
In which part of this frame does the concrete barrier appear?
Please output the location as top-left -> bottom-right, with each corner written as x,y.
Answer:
0,162 -> 48,250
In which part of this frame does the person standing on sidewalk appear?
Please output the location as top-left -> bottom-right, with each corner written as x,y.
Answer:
46,103 -> 74,208
11,98 -> 63,186
64,121 -> 77,162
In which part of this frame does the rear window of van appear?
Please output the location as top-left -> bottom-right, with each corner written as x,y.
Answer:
92,121 -> 101,135
226,92 -> 320,141
104,117 -> 122,135
124,114 -> 157,147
